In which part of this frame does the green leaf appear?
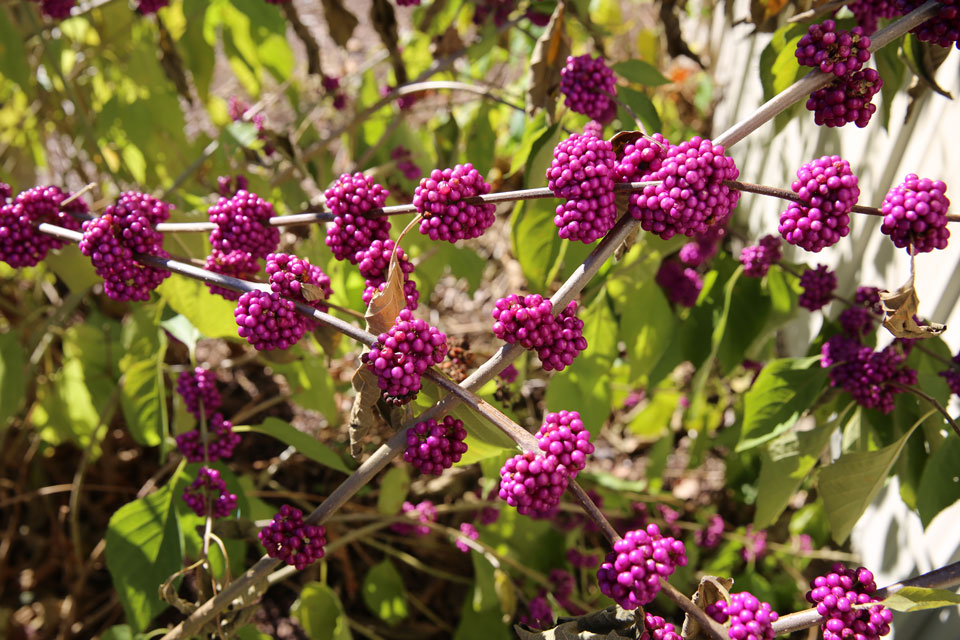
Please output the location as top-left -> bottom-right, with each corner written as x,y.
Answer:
248,417 -> 351,474
271,353 -> 339,421
737,356 -> 828,452
293,582 -> 353,640
916,434 -> 960,526
508,113 -> 547,176
105,484 -> 183,631
0,331 -> 25,430
511,198 -> 562,292
100,625 -> 141,640
234,626 -> 275,640
362,559 -> 408,625
157,276 -> 239,339
627,389 -> 680,439
377,465 -> 410,515
612,60 -> 669,86
225,121 -> 260,147
160,314 -> 202,359
617,86 -> 662,133
44,247 -> 100,293
0,7 -> 31,91
466,105 -> 496,177
119,306 -> 167,447
881,586 -> 960,612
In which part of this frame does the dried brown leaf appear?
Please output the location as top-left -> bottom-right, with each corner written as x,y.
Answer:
682,576 -> 734,639
321,0 -> 359,48
348,365 -> 382,457
312,323 -> 343,358
370,0 -> 407,84
515,605 -> 641,639
609,131 -> 645,157
301,283 -> 327,303
879,273 -> 946,339
526,3 -> 569,116
364,250 -> 405,335
434,25 -> 465,57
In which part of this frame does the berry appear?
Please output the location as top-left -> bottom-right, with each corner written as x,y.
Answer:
455,522 -> 479,553
413,164 -> 496,242
535,301 -> 588,372
778,155 -> 859,252
798,264 -> 837,311
643,613 -> 682,640
806,68 -> 882,128
566,548 -> 599,568
679,224 -> 726,267
324,173 -> 391,263
204,249 -> 261,301
259,505 -> 327,570
182,467 -> 237,518
694,514 -> 725,549
176,367 -> 222,419
176,413 -> 242,462
498,363 -> 518,384
856,286 -> 883,315
849,0 -> 901,35
491,294 -> 558,349
265,252 -> 333,320
395,0 -> 420,4
615,134 -> 669,182
208,190 -> 279,260
939,352 -> 960,396
234,290 -> 306,351
0,183 -> 11,201
839,306 -> 876,337
806,564 -> 893,640
520,595 -> 554,630
583,120 -> 604,138
656,259 -> 703,308
217,175 -> 249,197
404,415 -> 469,475
821,335 -> 917,413
35,0 -> 75,19
880,174 -> 950,253
547,133 -> 618,243
596,524 -> 688,609
740,235 -> 782,277
741,525 -> 768,563
898,0 -> 960,48
362,309 -> 448,405
137,0 -> 169,13
498,451 -> 570,518
560,55 -> 618,122
795,20 -> 872,77
391,146 -> 421,180
472,0 -> 514,25
391,500 -> 436,536
356,239 -> 419,310
1,185 -> 85,268
535,410 -> 594,475
628,137 -> 740,240
705,591 -> 778,640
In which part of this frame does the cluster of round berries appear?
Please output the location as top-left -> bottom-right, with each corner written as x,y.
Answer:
520,594 -> 554,630
136,0 -> 168,14
403,416 -> 468,475
615,134 -> 668,182
265,252 -> 333,322
321,75 -> 346,111
849,0 -> 901,34
596,523 -> 688,609
182,467 -> 237,518
391,500 -> 436,536
536,410 -> 594,474
176,413 -> 242,462
79,192 -> 172,301
356,239 -> 419,310
259,505 -> 327,570
547,133 -> 618,244
705,592 -> 778,640
205,190 -> 280,300
821,333 -> 917,413
939,351 -> 960,396
839,306 -> 876,337
679,224 -> 726,268
740,235 -> 783,277
779,156 -> 859,252
31,0 -> 75,19
234,290 -> 306,351
413,164 -> 496,242
656,259 -> 703,308
455,522 -> 479,553
1,185 -> 85,269
491,294 -> 588,372
856,285 -> 883,314
217,175 -> 249,197
643,612 -> 682,640
880,173 -> 950,253
176,367 -> 222,420
537,301 -> 588,372
362,309 -> 448,404
628,136 -> 740,240
798,264 -> 837,311
204,249 -> 261,301
559,55 -> 618,122
390,147 -> 421,181
694,514 -> 725,549
796,20 -> 872,77
806,564 -> 893,640
324,173 -> 391,263
395,0 -> 421,7
898,0 -> 960,48
807,69 -> 883,128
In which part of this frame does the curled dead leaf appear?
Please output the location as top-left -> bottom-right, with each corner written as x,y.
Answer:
879,273 -> 946,339
681,576 -> 733,639
526,3 -> 569,116
348,365 -> 382,458
364,249 -> 405,336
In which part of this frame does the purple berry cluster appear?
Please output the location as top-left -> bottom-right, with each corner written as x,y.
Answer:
656,259 -> 703,308
779,156 -> 859,252
740,235 -> 783,277
259,505 -> 327,570
798,264 -> 837,311
705,592 -> 778,640
806,69 -> 882,128
455,522 -> 479,553
176,367 -> 221,420
547,133 -> 618,244
850,0 -> 901,34
615,134 -> 669,183
0,182 -> 11,201
32,0 -> 75,19
822,334 -> 916,413
559,55 -> 618,123
391,500 -> 437,536
137,0 -> 169,14
404,415 -> 468,475
628,136 -> 740,240
939,352 -> 960,396
567,548 -> 599,568
204,249 -> 261,301
806,564 -> 893,640
520,595 -> 554,630
694,514 -> 725,549
356,239 -> 419,310
324,173 -> 391,263
536,301 -> 588,372
880,174 -> 950,253
208,190 -> 280,259
899,0 -> 960,48
856,286 -> 883,314
234,290 -> 306,351
498,363 -> 518,384
79,192 -> 172,301
395,0 -> 420,5
265,252 -> 333,320
176,413 -> 242,462
596,523 -> 688,609
413,163 -> 496,242
217,175 -> 249,197
1,185 -> 85,268
391,146 -> 421,180
679,224 -> 726,267
535,410 -> 594,474
182,467 -> 237,518
643,613 -> 682,640
795,20 -> 872,77
498,451 -> 570,518
839,306 -> 877,337
491,294 -> 558,349
362,309 -> 448,404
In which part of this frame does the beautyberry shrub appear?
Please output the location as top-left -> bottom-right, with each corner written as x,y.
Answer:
795,20 -> 872,77
259,505 -> 327,570
233,290 -> 306,351
324,173 -> 391,263
547,133 -> 618,243
362,309 -> 448,405
559,54 -> 618,122
880,173 -> 950,253
182,467 -> 237,518
596,523 -> 688,609
404,416 -> 468,475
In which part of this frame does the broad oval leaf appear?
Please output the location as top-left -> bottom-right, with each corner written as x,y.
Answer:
247,417 -> 352,474
293,581 -> 353,640
362,559 -> 408,625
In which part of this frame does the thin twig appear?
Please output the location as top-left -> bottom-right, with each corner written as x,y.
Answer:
658,578 -> 729,640
788,0 -> 848,23
893,383 -> 960,439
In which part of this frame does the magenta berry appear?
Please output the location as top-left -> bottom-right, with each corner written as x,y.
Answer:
208,190 -> 279,260
880,174 -> 950,253
798,265 -> 837,311
856,286 -> 883,315
265,252 -> 333,319
259,505 -> 327,570
850,0 -> 901,34
615,134 -> 669,182
779,156 -> 859,252
491,294 -> 558,349
643,613 -> 682,640
498,451 -> 570,518
705,591 -> 778,640
204,249 -> 261,301
547,133 -> 618,243
0,183 -> 11,201
391,147 -> 421,180
520,594 -> 554,630
362,309 -> 448,405
182,467 -> 237,518
34,0 -> 75,19
795,20 -> 872,77
472,0 -> 515,26
176,367 -> 222,419
596,523 -> 688,609
898,0 -> 960,48
535,301 -> 588,372
176,413 -> 242,462
807,69 -> 882,128
217,175 -> 249,197
939,352 -> 960,396
395,0 -> 420,5
656,259 -> 703,308
498,363 -> 518,384
413,163 -> 496,242
234,290 -> 306,351
839,306 -> 877,337
324,173 -> 391,263
391,500 -> 436,536
806,564 -> 893,640
822,335 -> 917,413
404,415 -> 468,475
560,54 -> 618,123
535,410 -> 594,475
679,224 -> 726,267
740,235 -> 782,277
1,185 -> 85,268
694,514 -> 725,549
455,522 -> 479,553
356,239 -> 419,310
137,0 -> 169,13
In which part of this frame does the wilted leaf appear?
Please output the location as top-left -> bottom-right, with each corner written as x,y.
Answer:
526,3 -> 569,116
365,250 -> 404,335
321,0 -> 359,47
515,605 -> 641,639
879,271 -> 946,339
609,130 -> 645,156
682,576 -> 734,639
902,34 -> 953,99
348,366 -> 382,457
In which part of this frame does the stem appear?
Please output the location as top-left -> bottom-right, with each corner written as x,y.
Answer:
893,383 -> 960,439
658,578 -> 729,640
